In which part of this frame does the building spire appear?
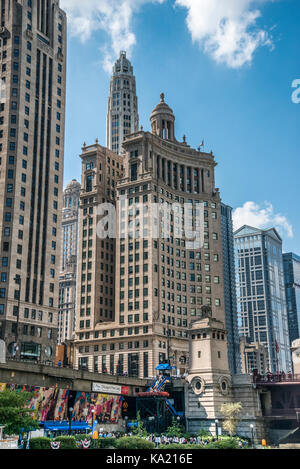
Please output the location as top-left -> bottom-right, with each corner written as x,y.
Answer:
106,52 -> 139,154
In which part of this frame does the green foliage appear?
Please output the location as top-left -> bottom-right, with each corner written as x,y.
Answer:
90,437 -> 118,449
159,444 -> 205,450
116,436 -> 155,450
74,434 -> 92,441
206,439 -> 243,450
0,390 -> 40,436
165,418 -> 185,438
197,429 -> 212,438
220,402 -> 243,437
132,411 -> 148,438
54,435 -> 77,449
29,437 -> 51,450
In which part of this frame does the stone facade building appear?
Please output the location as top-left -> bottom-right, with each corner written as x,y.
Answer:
106,51 -> 139,155
240,336 -> 268,375
0,0 -> 66,363
74,142 -> 124,372
74,94 -> 226,379
185,309 -> 267,441
58,180 -> 81,345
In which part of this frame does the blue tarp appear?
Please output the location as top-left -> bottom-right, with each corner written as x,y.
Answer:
155,364 -> 176,371
43,421 -> 92,431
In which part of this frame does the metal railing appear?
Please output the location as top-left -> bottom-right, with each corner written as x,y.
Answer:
253,373 -> 300,384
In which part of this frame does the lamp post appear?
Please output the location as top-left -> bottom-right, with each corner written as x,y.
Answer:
68,407 -> 73,436
250,424 -> 254,448
215,419 -> 219,439
91,409 -> 95,435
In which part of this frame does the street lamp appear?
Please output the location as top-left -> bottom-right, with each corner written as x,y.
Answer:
215,419 -> 219,439
250,424 -> 254,448
68,407 -> 73,436
91,408 -> 95,433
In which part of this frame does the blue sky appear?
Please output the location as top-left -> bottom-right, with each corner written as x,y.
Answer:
61,0 -> 300,254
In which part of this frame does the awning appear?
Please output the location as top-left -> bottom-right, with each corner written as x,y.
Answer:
155,364 -> 176,371
43,421 -> 92,432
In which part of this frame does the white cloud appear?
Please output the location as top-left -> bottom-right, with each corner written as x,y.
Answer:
233,201 -> 294,238
175,0 -> 273,68
60,0 -> 274,71
60,0 -> 165,73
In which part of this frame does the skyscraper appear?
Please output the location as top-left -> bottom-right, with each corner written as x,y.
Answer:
234,226 -> 292,373
74,142 -> 124,372
106,51 -> 139,155
220,203 -> 241,374
58,180 -> 81,345
0,0 -> 66,364
75,94 -> 226,378
283,253 -> 300,344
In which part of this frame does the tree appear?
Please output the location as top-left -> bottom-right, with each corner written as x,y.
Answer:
0,390 -> 40,436
132,411 -> 147,437
165,417 -> 184,438
220,402 -> 243,438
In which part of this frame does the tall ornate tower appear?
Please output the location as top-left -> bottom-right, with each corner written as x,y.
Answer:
58,180 -> 81,345
106,51 -> 139,155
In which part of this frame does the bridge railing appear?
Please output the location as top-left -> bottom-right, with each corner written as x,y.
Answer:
263,408 -> 300,418
253,373 -> 300,384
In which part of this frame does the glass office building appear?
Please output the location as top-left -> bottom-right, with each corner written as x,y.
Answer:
234,226 -> 292,373
283,253 -> 300,344
221,204 -> 241,374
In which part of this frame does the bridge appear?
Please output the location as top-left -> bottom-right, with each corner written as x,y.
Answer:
0,359 -> 147,396
253,373 -> 300,444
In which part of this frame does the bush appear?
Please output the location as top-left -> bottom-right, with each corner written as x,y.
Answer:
29,437 -> 51,450
91,437 -> 118,449
54,435 -> 77,450
116,437 -> 155,450
74,434 -> 92,441
206,439 -> 241,450
159,444 -> 205,450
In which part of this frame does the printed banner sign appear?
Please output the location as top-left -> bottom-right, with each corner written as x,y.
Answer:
92,383 -> 121,394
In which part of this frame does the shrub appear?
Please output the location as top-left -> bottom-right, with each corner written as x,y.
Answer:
75,434 -> 92,441
159,444 -> 205,450
91,437 -> 118,449
206,439 -> 241,450
54,435 -> 77,450
29,437 -> 51,450
116,437 -> 155,450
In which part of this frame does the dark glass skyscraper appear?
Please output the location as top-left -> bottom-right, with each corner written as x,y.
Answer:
283,253 -> 300,344
221,203 -> 241,374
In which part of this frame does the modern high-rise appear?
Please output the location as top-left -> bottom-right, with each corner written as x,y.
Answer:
106,51 -> 139,155
58,180 -> 81,345
0,0 -> 67,364
75,94 -> 226,379
220,203 -> 241,374
283,253 -> 300,344
234,226 -> 292,373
